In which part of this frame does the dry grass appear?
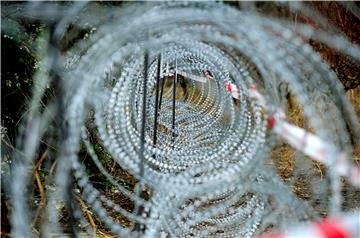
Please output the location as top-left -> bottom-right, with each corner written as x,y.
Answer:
347,87 -> 360,159
347,87 -> 360,120
285,95 -> 305,128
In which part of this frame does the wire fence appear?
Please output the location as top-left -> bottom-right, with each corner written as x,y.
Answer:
2,2 -> 360,237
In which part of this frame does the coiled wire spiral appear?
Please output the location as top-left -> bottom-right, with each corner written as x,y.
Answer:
6,2 -> 360,237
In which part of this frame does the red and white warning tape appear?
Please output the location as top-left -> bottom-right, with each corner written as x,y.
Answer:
160,72 -> 360,186
177,70 -> 208,83
224,82 -> 240,99
224,82 -> 360,187
162,68 -> 210,83
272,120 -> 360,187
259,211 -> 360,238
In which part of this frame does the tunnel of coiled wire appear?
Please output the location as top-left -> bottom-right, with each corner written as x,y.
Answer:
7,2 -> 360,238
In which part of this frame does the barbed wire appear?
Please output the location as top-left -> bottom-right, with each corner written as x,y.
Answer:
3,1 -> 360,237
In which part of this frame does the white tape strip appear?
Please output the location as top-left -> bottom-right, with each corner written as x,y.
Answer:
177,70 -> 208,83
224,82 -> 360,187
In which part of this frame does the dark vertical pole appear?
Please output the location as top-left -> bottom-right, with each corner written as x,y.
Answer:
139,51 -> 149,178
172,59 -> 177,144
158,70 -> 165,111
139,51 -> 149,185
136,50 -> 149,234
153,54 -> 161,147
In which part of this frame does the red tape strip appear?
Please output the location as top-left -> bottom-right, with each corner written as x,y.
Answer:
268,114 -> 276,129
316,218 -> 348,238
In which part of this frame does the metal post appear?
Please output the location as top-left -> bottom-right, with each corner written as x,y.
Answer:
139,50 -> 149,183
172,59 -> 177,144
135,50 -> 149,234
158,71 -> 165,111
153,54 -> 161,148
